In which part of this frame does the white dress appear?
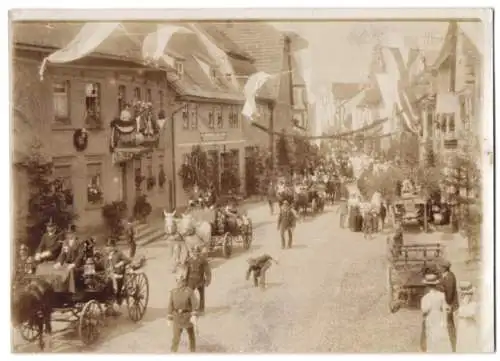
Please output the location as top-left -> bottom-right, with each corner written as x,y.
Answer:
421,289 -> 452,353
456,301 -> 480,353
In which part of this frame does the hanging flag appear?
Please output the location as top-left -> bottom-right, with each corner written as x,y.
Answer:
381,46 -> 420,134
241,71 -> 272,120
39,22 -> 121,80
189,24 -> 239,90
436,92 -> 460,114
142,24 -> 191,65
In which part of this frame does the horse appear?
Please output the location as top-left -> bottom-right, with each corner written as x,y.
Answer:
12,278 -> 54,350
163,210 -> 189,272
177,212 -> 211,256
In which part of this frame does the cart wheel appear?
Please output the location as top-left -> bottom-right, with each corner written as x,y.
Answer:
78,300 -> 103,345
126,272 -> 149,322
222,234 -> 233,258
19,320 -> 40,342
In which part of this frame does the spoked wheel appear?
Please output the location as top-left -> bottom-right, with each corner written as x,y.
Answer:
78,300 -> 103,345
221,233 -> 233,258
125,273 -> 149,322
19,320 -> 40,342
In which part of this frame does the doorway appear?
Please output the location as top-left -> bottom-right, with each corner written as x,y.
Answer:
120,163 -> 128,204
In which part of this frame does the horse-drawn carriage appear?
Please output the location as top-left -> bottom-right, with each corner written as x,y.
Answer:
13,255 -> 149,349
208,196 -> 253,258
386,238 -> 444,313
393,194 -> 427,231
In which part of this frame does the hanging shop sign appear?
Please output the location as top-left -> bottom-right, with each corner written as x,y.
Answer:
200,132 -> 227,143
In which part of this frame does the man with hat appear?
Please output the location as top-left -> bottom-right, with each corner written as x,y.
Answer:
35,219 -> 62,262
104,237 -> 132,308
420,273 -> 451,352
185,245 -> 211,314
167,266 -> 200,352
277,200 -> 297,249
439,258 -> 459,352
54,225 -> 81,269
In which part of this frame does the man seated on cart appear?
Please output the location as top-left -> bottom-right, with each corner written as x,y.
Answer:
103,238 -> 132,313
53,226 -> 82,270
34,219 -> 62,263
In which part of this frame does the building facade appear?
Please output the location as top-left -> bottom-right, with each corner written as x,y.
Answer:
12,23 -> 175,236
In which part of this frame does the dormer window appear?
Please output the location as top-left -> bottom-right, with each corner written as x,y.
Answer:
175,61 -> 184,79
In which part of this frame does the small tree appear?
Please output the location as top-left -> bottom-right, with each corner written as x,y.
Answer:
276,132 -> 291,173
23,145 -> 77,252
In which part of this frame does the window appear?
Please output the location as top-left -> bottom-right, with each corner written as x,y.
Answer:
85,82 -> 101,127
215,106 -> 223,128
175,61 -> 184,79
182,103 -> 189,129
190,103 -> 198,129
118,85 -> 127,113
208,109 -> 215,129
52,80 -> 70,123
229,105 -> 239,128
146,88 -> 152,103
53,164 -> 73,207
87,163 -> 103,205
134,87 -> 142,102
159,90 -> 165,110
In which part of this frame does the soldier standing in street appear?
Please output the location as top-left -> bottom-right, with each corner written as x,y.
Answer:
167,267 -> 199,353
185,245 -> 211,313
277,200 -> 297,249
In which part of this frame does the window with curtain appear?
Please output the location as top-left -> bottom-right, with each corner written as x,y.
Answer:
87,163 -> 103,205
118,85 -> 127,113
54,164 -> 73,207
85,82 -> 101,127
52,80 -> 70,123
190,103 -> 198,129
216,106 -> 223,128
182,103 -> 189,129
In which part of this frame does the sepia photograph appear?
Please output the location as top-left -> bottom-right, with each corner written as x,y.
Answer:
8,7 -> 494,354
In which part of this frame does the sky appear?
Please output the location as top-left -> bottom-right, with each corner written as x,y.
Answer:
271,21 -> 484,102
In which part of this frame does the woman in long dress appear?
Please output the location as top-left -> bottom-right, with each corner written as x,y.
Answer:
456,281 -> 480,352
421,274 -> 453,353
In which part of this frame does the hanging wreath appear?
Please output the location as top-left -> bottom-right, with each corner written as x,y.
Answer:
73,128 -> 89,152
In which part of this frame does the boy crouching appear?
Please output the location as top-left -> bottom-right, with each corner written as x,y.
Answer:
246,254 -> 278,289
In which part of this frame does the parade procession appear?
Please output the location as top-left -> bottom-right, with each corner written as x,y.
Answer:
10,12 -> 490,354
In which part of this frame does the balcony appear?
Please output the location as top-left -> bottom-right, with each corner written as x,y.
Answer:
110,103 -> 166,164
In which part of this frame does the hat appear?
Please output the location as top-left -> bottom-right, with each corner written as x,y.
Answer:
282,200 -> 289,205
459,281 -> 474,294
423,274 -> 440,285
439,259 -> 451,270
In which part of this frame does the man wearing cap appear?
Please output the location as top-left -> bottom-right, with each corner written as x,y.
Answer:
439,259 -> 459,352
104,237 -> 132,308
167,267 -> 200,352
35,220 -> 62,262
277,200 -> 297,249
185,246 -> 211,313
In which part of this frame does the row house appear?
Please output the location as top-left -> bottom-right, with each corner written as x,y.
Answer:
12,22 -> 176,236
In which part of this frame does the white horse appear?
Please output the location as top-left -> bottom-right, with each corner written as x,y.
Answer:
163,210 -> 189,272
177,212 -> 211,256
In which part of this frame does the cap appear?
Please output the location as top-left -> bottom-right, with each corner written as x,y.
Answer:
439,258 -> 451,270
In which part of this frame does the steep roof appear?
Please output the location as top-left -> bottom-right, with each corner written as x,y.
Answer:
331,82 -> 366,101
210,22 -> 286,100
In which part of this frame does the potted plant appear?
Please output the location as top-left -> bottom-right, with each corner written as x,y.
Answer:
133,194 -> 152,223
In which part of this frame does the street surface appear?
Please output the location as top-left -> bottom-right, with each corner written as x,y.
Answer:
14,202 -> 426,353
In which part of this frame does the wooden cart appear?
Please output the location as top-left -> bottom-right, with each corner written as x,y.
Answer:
386,241 -> 444,313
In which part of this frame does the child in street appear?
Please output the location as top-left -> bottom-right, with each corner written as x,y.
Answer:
246,254 -> 278,289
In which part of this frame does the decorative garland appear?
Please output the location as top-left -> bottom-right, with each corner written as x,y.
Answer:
73,128 -> 89,152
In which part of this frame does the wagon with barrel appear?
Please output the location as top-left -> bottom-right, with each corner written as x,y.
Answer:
386,238 -> 444,313
14,256 -> 149,349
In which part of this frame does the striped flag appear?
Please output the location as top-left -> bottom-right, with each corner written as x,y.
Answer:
241,71 -> 272,120
39,22 -> 120,80
189,24 -> 239,90
142,24 -> 191,66
381,46 -> 421,134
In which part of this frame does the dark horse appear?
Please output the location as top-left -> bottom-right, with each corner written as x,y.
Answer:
12,278 -> 54,350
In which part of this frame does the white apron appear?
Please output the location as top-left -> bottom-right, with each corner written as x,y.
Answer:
421,289 -> 452,353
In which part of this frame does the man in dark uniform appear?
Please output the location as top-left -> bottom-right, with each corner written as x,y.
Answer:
34,219 -> 61,262
246,254 -> 278,289
277,200 -> 297,249
439,259 -> 459,352
185,246 -> 211,313
167,268 -> 200,353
